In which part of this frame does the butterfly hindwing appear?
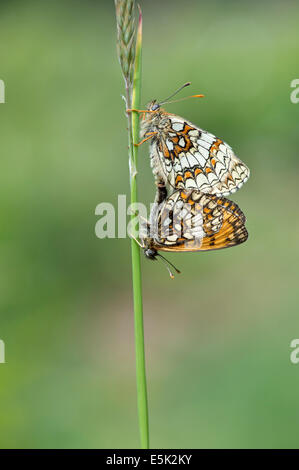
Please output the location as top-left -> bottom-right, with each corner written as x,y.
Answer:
149,189 -> 248,253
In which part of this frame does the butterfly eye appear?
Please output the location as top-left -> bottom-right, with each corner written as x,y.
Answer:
144,248 -> 157,259
151,103 -> 160,111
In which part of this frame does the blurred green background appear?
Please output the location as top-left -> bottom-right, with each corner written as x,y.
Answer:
0,0 -> 298,449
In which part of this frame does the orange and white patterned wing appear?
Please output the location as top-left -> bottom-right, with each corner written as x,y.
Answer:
149,114 -> 250,197
151,189 -> 248,252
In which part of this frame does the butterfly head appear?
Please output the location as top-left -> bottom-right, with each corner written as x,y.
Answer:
140,236 -> 158,260
147,100 -> 161,112
141,101 -> 164,130
143,246 -> 158,260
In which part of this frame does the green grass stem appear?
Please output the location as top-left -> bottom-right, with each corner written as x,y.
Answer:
115,1 -> 149,449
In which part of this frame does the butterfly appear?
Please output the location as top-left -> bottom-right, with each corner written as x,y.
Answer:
137,83 -> 250,199
135,189 -> 248,278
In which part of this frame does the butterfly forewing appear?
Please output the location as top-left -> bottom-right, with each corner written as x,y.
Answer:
142,110 -> 250,197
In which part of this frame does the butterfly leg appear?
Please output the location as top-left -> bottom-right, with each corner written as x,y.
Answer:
126,109 -> 156,114
128,231 -> 143,248
134,132 -> 158,147
128,210 -> 150,240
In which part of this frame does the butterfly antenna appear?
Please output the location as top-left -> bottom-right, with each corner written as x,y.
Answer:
159,82 -> 191,105
163,94 -> 204,106
157,256 -> 175,279
157,253 -> 181,279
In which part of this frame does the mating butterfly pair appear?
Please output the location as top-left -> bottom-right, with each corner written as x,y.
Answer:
130,84 -> 250,277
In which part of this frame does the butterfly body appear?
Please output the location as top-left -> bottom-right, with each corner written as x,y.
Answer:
141,101 -> 250,197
